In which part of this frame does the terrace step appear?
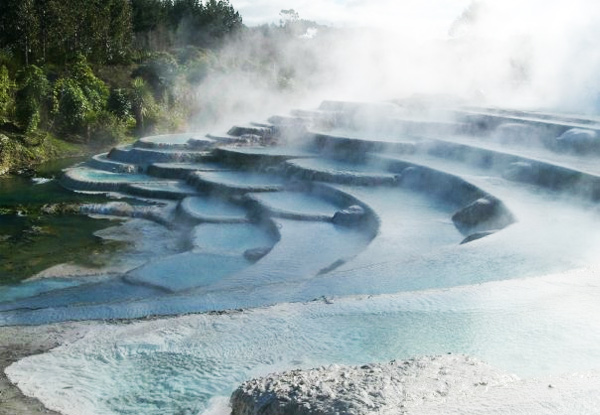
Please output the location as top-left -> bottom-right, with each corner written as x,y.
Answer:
177,195 -> 249,223
187,170 -> 287,195
245,190 -> 343,221
147,161 -> 230,179
86,153 -> 140,173
214,145 -> 316,168
135,133 -> 215,149
108,146 -> 212,165
125,181 -> 197,200
284,157 -> 398,186
60,167 -> 165,193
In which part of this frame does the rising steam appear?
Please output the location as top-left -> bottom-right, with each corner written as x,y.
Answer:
184,0 -> 600,128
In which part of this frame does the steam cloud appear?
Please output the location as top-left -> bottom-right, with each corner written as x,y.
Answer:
185,0 -> 600,130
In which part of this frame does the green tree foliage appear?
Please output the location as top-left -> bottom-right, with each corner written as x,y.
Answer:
279,9 -> 299,27
51,56 -> 112,138
15,65 -> 50,132
86,110 -> 132,145
130,0 -> 243,50
52,78 -> 90,134
0,65 -> 15,121
129,77 -> 156,133
0,0 -> 133,65
131,52 -> 179,101
71,55 -> 109,112
107,89 -> 133,120
1,0 -> 243,64
195,0 -> 243,46
0,0 -> 247,149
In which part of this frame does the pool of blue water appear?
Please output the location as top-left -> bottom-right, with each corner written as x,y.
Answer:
180,196 -> 248,220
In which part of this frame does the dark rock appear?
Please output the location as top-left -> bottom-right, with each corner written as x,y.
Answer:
115,164 -> 139,174
244,246 -> 272,262
332,205 -> 365,226
460,230 -> 496,244
40,203 -> 80,215
555,128 -> 600,154
502,162 -> 537,183
452,197 -> 515,235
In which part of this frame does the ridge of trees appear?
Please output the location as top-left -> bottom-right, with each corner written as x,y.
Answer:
0,0 -> 242,66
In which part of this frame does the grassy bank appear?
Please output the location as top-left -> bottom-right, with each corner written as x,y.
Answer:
0,132 -> 118,176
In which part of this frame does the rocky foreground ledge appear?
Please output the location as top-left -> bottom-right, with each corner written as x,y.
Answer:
230,355 -> 515,415
230,354 -> 600,415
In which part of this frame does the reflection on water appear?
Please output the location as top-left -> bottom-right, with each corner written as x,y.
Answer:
0,158 -> 122,284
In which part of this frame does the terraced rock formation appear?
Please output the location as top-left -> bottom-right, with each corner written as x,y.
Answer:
1,100 -> 600,325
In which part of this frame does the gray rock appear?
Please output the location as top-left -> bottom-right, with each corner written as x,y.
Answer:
460,230 -> 496,244
555,128 -> 599,154
244,246 -> 272,262
502,161 -> 537,183
452,197 -> 515,235
332,205 -> 365,226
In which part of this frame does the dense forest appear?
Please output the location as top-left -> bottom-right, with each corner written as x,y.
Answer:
0,0 -> 320,174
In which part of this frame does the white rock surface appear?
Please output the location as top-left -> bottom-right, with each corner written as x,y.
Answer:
231,355 -> 517,415
231,354 -> 600,415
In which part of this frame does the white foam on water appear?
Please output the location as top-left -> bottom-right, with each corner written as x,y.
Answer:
201,396 -> 231,415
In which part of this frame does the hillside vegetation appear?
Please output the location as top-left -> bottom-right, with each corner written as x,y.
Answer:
0,0 -> 320,174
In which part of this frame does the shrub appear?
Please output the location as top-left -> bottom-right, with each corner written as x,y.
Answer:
131,52 -> 179,99
86,110 -> 132,145
129,77 -> 156,133
107,88 -> 133,119
14,65 -> 50,132
52,78 -> 90,134
0,65 -> 14,121
72,54 -> 109,111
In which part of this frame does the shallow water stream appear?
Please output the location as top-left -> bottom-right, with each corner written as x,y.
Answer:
0,158 -> 123,284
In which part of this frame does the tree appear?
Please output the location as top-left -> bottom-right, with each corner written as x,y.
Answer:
15,65 -> 49,132
71,55 -> 109,111
107,88 -> 132,120
279,9 -> 299,27
195,0 -> 243,46
130,77 -> 155,132
15,0 -> 39,65
52,78 -> 90,134
0,65 -> 14,122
